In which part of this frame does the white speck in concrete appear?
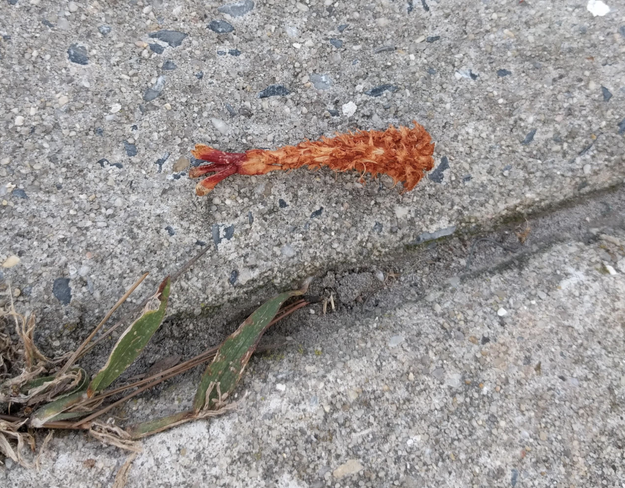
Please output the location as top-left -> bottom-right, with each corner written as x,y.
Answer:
211,118 -> 230,135
2,255 -> 20,268
341,101 -> 357,117
333,459 -> 363,479
14,116 -> 24,126
587,0 -> 610,16
497,307 -> 508,316
395,206 -> 410,219
281,244 -> 296,258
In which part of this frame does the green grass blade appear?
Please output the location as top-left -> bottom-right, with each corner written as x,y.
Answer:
193,281 -> 310,412
126,411 -> 195,439
88,277 -> 170,396
30,368 -> 88,427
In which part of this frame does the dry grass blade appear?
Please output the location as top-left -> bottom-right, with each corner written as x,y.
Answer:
81,246 -> 210,358
0,419 -> 34,468
59,273 -> 149,376
35,431 -> 53,471
16,313 -> 51,371
0,368 -> 83,406
89,422 -> 142,453
0,366 -> 46,402
112,452 -> 137,488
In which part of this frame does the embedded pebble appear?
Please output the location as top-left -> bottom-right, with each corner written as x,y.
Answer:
497,69 -> 512,77
601,86 -> 612,101
144,76 -> 166,101
587,0 -> 610,17
333,459 -> 363,479
365,84 -> 398,97
310,73 -> 332,90
388,335 -> 404,348
258,84 -> 290,98
98,25 -> 111,36
218,0 -> 255,17
521,129 -> 537,145
149,30 -> 188,47
2,255 -> 20,268
208,20 -> 235,34
173,157 -> 190,172
124,141 -> 137,157
67,44 -> 88,65
275,383 -> 286,392
431,367 -> 445,381
497,307 -> 508,317
52,278 -> 72,305
281,244 -> 296,257
342,101 -> 357,116
329,39 -> 343,48
428,156 -> 449,183
14,116 -> 24,126
150,44 -> 165,54
211,118 -> 230,135
162,60 -> 177,70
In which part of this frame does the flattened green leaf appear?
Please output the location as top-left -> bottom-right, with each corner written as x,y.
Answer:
127,410 -> 195,440
30,368 -> 88,427
88,277 -> 170,396
193,280 -> 310,412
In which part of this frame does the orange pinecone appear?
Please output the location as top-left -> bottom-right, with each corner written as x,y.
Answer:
189,121 -> 435,196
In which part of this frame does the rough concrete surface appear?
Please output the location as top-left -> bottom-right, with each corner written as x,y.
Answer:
4,187 -> 625,487
1,0 -> 625,485
1,0 -> 624,339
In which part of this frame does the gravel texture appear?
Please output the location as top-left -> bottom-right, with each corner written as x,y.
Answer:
1,0 -> 625,482
1,1 -> 624,346
3,186 -> 624,487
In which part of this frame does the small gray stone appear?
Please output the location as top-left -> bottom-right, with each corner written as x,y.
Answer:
67,44 -> 88,65
52,278 -> 72,305
218,0 -> 254,17
497,69 -> 512,77
310,73 -> 332,90
414,226 -> 456,244
144,76 -> 166,101
148,30 -> 187,47
310,207 -> 323,218
601,86 -> 612,102
12,188 -> 28,199
124,141 -> 137,157
229,269 -> 239,285
329,39 -> 343,48
162,60 -> 177,70
388,335 -> 404,347
426,36 -> 440,43
149,43 -> 165,54
428,156 -> 449,183
365,84 -> 398,97
258,84 -> 290,98
208,20 -> 235,34
281,244 -> 296,258
521,129 -> 537,145
431,367 -> 445,381
98,25 -> 111,36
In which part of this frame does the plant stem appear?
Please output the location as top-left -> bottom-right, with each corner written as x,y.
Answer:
58,273 -> 149,376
